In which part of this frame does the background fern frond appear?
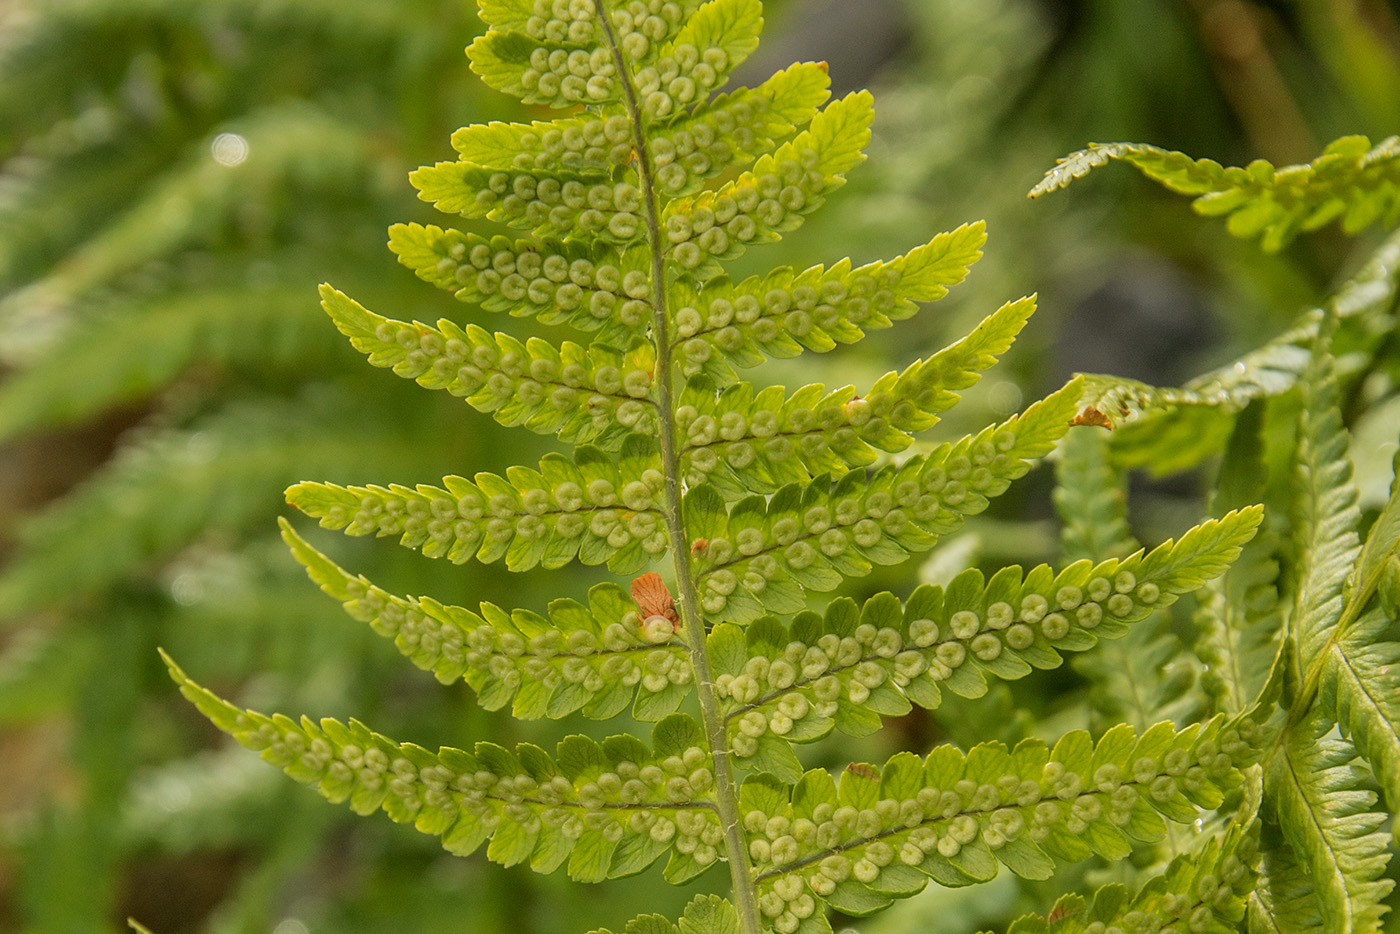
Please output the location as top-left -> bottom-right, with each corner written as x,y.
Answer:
1267,709 -> 1392,934
1030,135 -> 1400,251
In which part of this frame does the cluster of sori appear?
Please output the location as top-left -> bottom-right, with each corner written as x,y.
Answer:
684,382 -> 1081,622
285,520 -> 697,719
393,219 -> 985,369
676,296 -> 1034,493
473,0 -> 739,111
171,652 -> 728,880
708,508 -> 1260,768
320,286 -> 658,443
734,718 -> 1246,934
290,434 -> 669,572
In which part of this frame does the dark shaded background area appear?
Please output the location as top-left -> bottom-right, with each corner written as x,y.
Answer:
1,1 -> 1398,931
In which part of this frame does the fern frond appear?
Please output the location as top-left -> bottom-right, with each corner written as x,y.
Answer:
672,223 -> 987,379
388,223 -> 652,345
590,893 -> 741,934
467,0 -> 754,112
0,281 -> 330,442
164,652 -> 724,884
738,718 -> 1242,926
1053,426 -> 1135,564
1006,788 -> 1260,934
0,393 -> 433,619
1319,606 -> 1400,809
286,434 -> 665,574
281,520 -> 692,722
318,285 -> 657,446
450,61 -> 831,195
1248,829 -> 1325,934
0,102 -> 389,362
1288,326 -> 1361,672
1267,709 -> 1393,934
709,508 -> 1262,773
661,92 -> 872,275
1030,135 -> 1400,251
1191,403 -> 1286,717
687,379 -> 1082,622
679,296 -> 1036,494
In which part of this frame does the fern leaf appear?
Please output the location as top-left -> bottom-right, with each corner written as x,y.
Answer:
679,296 -> 1036,495
280,520 -> 692,722
318,284 -> 656,446
388,224 -> 651,345
1192,402 -> 1286,717
1248,829 -> 1325,934
1030,135 -> 1400,250
0,282 -> 326,443
688,379 -> 1083,622
672,223 -> 986,379
0,393 -> 433,619
739,718 -> 1242,922
0,103 -> 387,362
1057,422 -> 1206,731
1319,606 -> 1400,809
1007,791 -> 1260,933
661,92 -> 873,274
710,508 -> 1262,764
450,61 -> 830,197
467,0 -> 756,112
163,651 -> 723,883
591,893 -> 741,934
1289,327 -> 1362,673
1053,426 -> 1135,564
1267,709 -> 1393,934
285,433 -> 666,574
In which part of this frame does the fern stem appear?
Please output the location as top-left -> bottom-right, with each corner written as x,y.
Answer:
593,5 -> 763,932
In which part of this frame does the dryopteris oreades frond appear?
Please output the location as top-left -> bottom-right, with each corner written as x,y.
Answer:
1314,450 -> 1400,808
1002,773 -> 1261,934
284,501 -> 1260,783
280,519 -> 692,723
450,60 -> 830,188
734,716 -> 1247,930
1191,402 -> 1285,718
708,507 -> 1261,778
678,295 -> 1035,495
1267,710 -> 1392,934
1246,320 -> 1396,934
318,285 -> 658,447
1053,427 -> 1135,565
162,650 -> 728,885
287,432 -> 665,575
686,378 -> 1084,623
1248,828 -> 1325,934
0,392 -> 434,620
389,219 -> 986,372
1055,426 -> 1203,732
0,103 -> 390,364
1029,134 -> 1400,251
590,893 -> 741,934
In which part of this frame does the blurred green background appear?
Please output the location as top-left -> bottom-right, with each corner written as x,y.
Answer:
1,1 -> 1397,931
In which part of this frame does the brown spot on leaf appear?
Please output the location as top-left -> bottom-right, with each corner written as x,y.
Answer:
1071,405 -> 1113,429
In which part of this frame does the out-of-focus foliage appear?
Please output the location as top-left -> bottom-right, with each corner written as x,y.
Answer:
2,0 -> 1399,932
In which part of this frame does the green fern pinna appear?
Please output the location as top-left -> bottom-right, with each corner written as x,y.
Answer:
165,2 -> 1271,932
